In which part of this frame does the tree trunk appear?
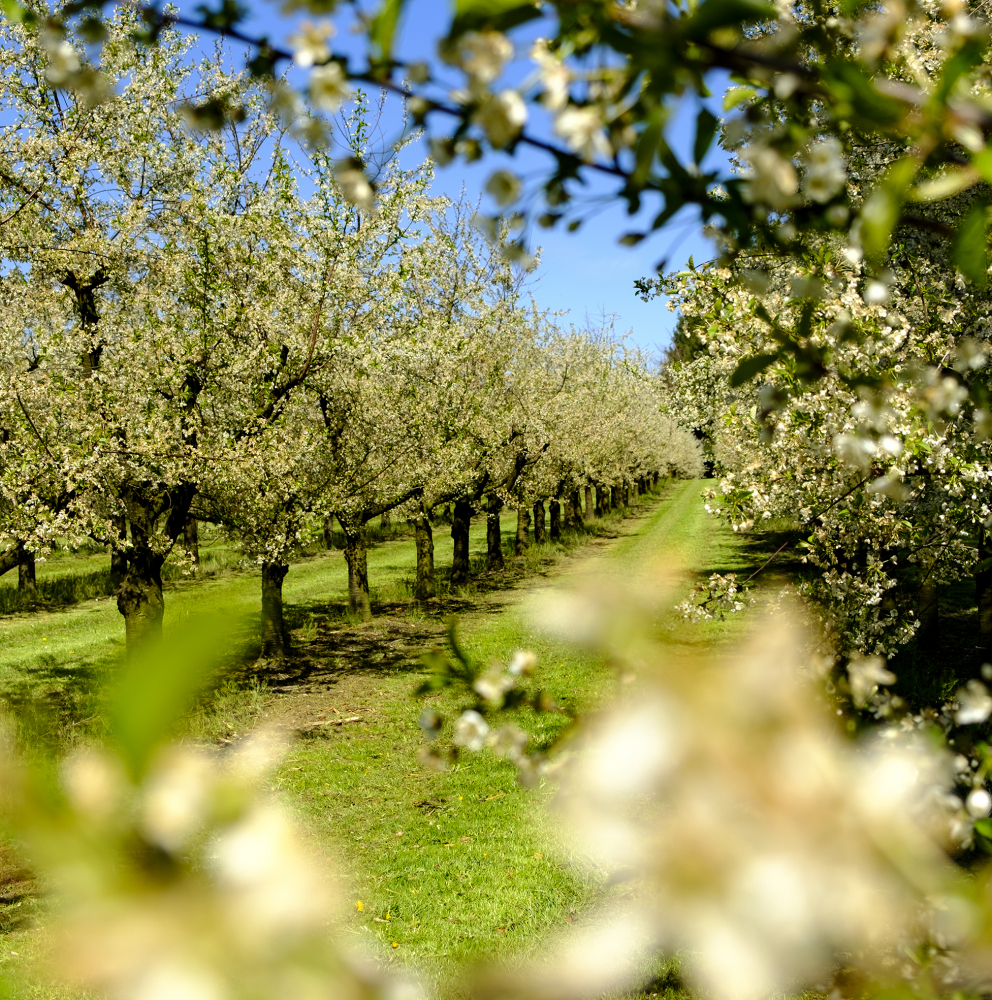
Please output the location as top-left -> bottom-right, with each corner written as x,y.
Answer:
979,527 -> 992,655
323,515 -> 334,549
117,542 -> 166,652
571,489 -> 583,526
594,485 -> 606,517
549,500 -> 561,541
486,495 -> 504,571
380,510 -> 392,531
343,527 -> 372,620
533,500 -> 546,543
184,516 -> 200,571
515,506 -> 530,556
260,560 -> 290,658
17,544 -> 35,594
612,485 -> 621,510
110,515 -> 127,592
450,500 -> 472,586
584,486 -> 593,520
413,513 -> 435,600
917,550 -> 939,651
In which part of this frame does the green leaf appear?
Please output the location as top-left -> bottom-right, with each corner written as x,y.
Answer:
858,156 -> 918,265
975,817 -> 992,840
0,0 -> 26,23
972,146 -> 992,184
450,0 -> 540,35
731,352 -> 779,387
683,0 -> 775,39
723,86 -> 756,111
369,0 -> 406,64
108,617 -> 237,779
953,200 -> 989,288
693,108 -> 718,165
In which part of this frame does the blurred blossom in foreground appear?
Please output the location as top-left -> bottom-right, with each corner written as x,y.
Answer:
9,727 -> 415,1000
518,583 -> 984,1000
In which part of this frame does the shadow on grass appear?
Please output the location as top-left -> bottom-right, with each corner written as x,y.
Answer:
240,501 -> 658,697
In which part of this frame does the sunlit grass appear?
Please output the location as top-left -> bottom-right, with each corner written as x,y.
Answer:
0,482 -> 768,999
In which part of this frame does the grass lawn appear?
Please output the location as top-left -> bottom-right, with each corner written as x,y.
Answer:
0,481 -> 773,998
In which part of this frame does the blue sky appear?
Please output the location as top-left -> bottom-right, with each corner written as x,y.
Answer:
226,0 -> 727,355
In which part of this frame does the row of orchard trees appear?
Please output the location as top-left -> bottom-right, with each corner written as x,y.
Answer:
0,10 -> 702,655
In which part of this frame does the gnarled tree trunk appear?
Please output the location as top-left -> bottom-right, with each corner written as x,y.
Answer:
584,486 -> 593,520
117,541 -> 166,652
486,495 -> 504,571
260,560 -> 290,658
571,489 -> 583,527
110,515 -> 128,592
343,526 -> 372,620
17,544 -> 35,595
594,485 -> 606,517
533,500 -> 546,544
549,500 -> 561,541
515,506 -> 530,555
450,499 -> 472,586
323,515 -> 334,550
414,512 -> 435,600
184,516 -> 200,572
612,485 -> 621,510
380,510 -> 392,532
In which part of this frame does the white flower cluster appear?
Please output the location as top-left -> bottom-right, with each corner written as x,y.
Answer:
664,237 -> 991,657
677,571 -> 752,621
15,731 -> 407,1000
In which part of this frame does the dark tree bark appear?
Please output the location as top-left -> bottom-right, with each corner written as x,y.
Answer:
116,487 -> 196,654
184,516 -> 200,571
584,486 -> 593,520
343,526 -> 372,620
110,516 -> 127,592
486,495 -> 504,571
0,547 -> 19,577
323,515 -> 334,550
612,485 -> 622,510
515,506 -> 531,556
533,500 -> 546,543
380,510 -> 392,531
117,541 -> 166,650
17,544 -> 35,594
450,499 -> 472,586
917,550 -> 939,651
979,527 -> 992,654
571,489 -> 583,527
260,560 -> 290,658
413,512 -> 435,600
61,268 -> 109,375
595,485 -> 606,516
549,500 -> 561,541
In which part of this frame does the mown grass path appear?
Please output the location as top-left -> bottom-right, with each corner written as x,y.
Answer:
266,480 -> 758,987
0,480 -> 767,998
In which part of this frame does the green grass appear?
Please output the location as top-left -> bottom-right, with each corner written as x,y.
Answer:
261,481 -> 765,991
0,481 -> 771,999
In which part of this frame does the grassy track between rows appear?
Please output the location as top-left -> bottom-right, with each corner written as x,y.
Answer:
0,480 -> 769,999
268,480 -> 762,989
